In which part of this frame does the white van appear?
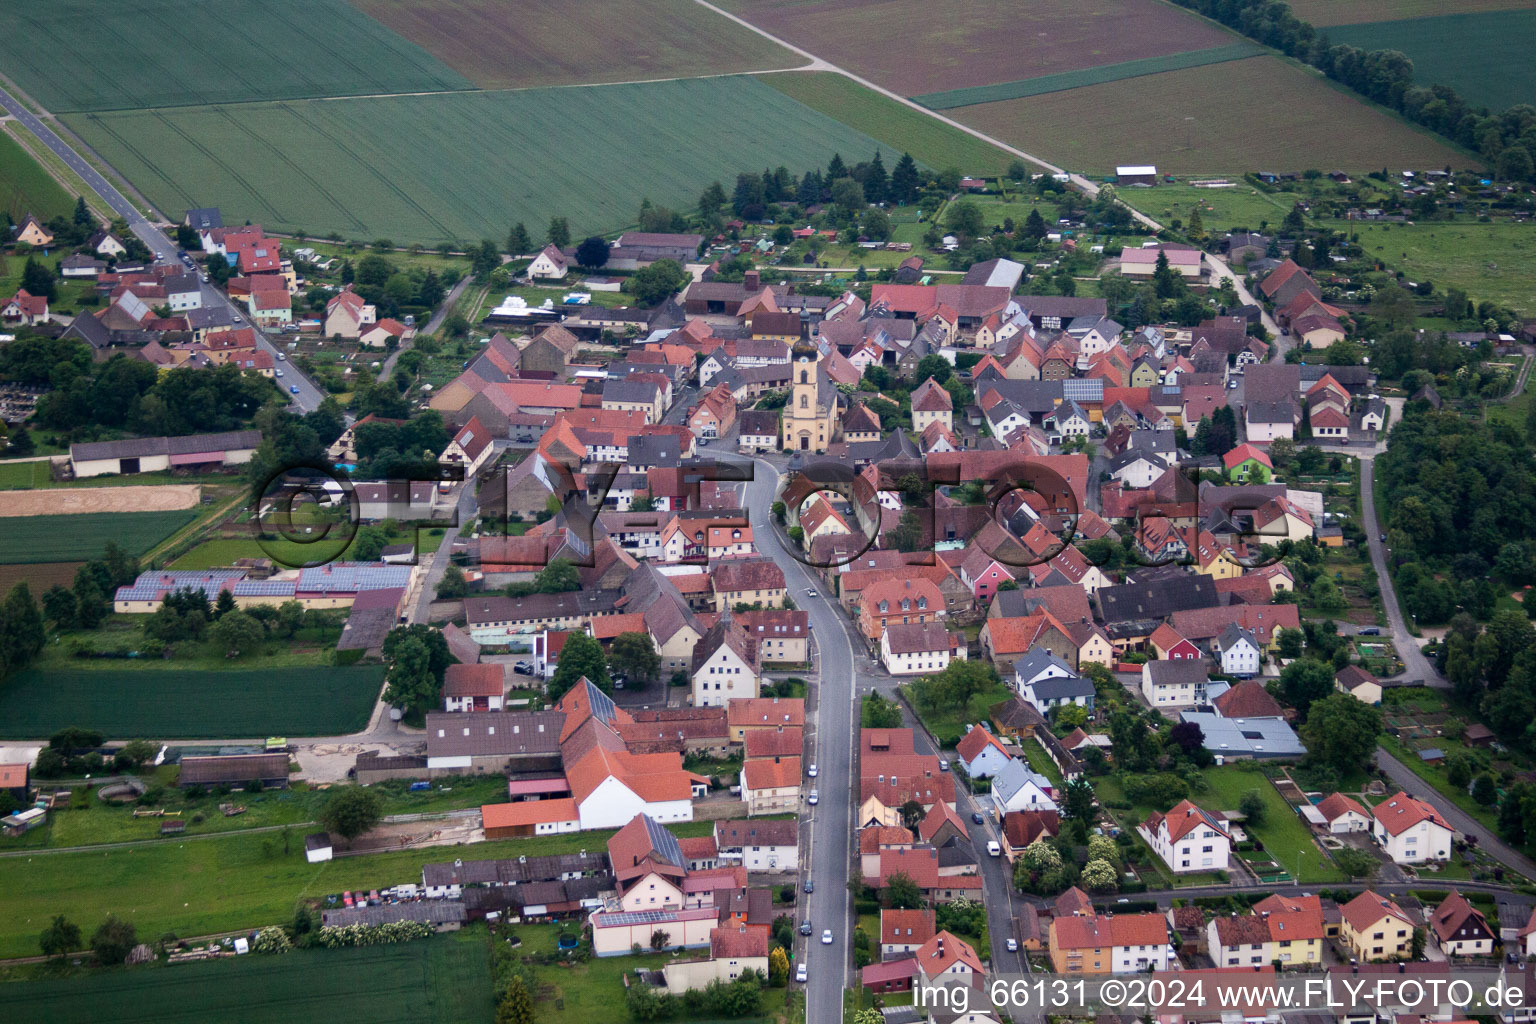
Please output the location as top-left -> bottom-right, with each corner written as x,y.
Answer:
986,841 -> 1001,857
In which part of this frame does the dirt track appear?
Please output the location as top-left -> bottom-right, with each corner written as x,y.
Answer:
0,483 -> 201,517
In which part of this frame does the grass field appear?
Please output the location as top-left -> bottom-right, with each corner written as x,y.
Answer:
0,0 -> 471,113
355,0 -> 804,88
949,57 -> 1473,176
0,827 -> 714,960
1345,219 -> 1536,314
0,127 -> 75,222
1195,768 -> 1343,883
169,527 -> 445,571
912,42 -> 1264,109
718,0 -> 1236,96
1328,10 -> 1536,110
0,510 -> 198,565
760,71 -> 1013,174
65,76 -> 891,243
1118,182 -> 1310,234
0,460 -> 55,489
1284,0 -> 1535,27
0,665 -> 384,739
9,930 -> 492,1024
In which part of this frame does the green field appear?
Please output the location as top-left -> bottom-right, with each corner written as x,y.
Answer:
761,71 -> 1014,175
170,528 -> 445,571
8,930 -> 491,1024
0,0 -> 471,113
913,43 -> 1264,109
1118,182 -> 1310,234
0,510 -> 198,564
65,76 -> 892,242
0,127 -> 75,222
951,56 -> 1473,176
1285,0 -> 1534,28
0,460 -> 55,489
1345,219 -> 1536,314
1329,10 -> 1536,110
1195,768 -> 1343,883
0,665 -> 384,738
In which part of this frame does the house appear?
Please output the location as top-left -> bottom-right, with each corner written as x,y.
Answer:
739,756 -> 801,815
1014,649 -> 1093,715
1216,624 -> 1261,677
360,318 -> 411,349
989,758 -> 1057,816
736,409 -> 779,453
955,724 -> 1010,779
661,924 -> 769,993
1315,792 -> 1370,834
1000,809 -> 1059,862
1141,660 -> 1210,709
440,416 -> 496,478
1207,893 -> 1325,967
1371,791 -> 1452,863
881,621 -> 959,676
1049,912 -> 1173,973
911,376 -> 954,433
1335,665 -> 1381,705
1178,711 -> 1306,760
690,616 -> 760,708
1223,444 -> 1273,483
424,710 -> 562,776
324,287 -> 375,338
1339,890 -> 1414,962
913,930 -> 986,990
737,610 -> 809,665
0,763 -> 30,804
521,325 -> 580,376
859,577 -> 944,641
1,289 -> 49,327
1211,680 -> 1284,720
1119,244 -> 1202,278
1429,891 -> 1494,957
248,286 -> 291,327
881,908 -> 936,959
442,664 -> 505,713
1150,623 -> 1203,662
13,214 -> 53,247
711,557 -> 786,612
713,818 -> 798,871
1138,799 -> 1231,874
528,244 -> 568,280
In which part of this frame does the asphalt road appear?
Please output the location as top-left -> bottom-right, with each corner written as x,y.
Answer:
1357,453 -> 1442,688
1375,746 -> 1536,880
0,79 -> 325,413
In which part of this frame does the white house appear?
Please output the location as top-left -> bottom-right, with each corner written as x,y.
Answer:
440,416 -> 496,478
1371,791 -> 1453,864
528,244 -> 568,280
1141,660 -> 1210,709
880,621 -> 957,676
1014,649 -> 1076,697
304,833 -> 333,863
1137,799 -> 1231,874
1216,623 -> 1261,678
1045,400 -> 1090,439
713,819 -> 798,872
690,619 -> 760,708
441,664 -> 505,713
1316,792 -> 1371,834
955,724 -> 1010,779
990,758 -> 1057,816
1430,891 -> 1495,957
1106,450 -> 1165,489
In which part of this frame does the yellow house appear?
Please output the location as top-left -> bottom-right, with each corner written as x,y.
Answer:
1207,894 -> 1325,967
1340,891 -> 1414,962
15,215 -> 54,247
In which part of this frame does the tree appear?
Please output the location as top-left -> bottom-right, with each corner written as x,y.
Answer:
0,582 -> 46,676
213,588 -> 238,620
1081,858 -> 1118,892
890,153 -> 920,203
575,236 -> 609,269
383,635 -> 440,718
533,558 -> 580,593
319,786 -> 382,845
650,929 -> 671,951
698,181 -> 727,219
1300,694 -> 1381,773
21,256 -> 57,302
506,222 -> 531,256
209,609 -> 264,657
768,946 -> 789,985
627,259 -> 687,307
862,692 -> 903,728
39,915 -> 81,960
471,239 -> 499,278
610,631 -> 660,683
546,217 -> 570,248
91,915 -> 137,965
886,871 -> 923,909
946,200 -> 984,239
1335,848 -> 1377,879
899,799 -> 925,831
1276,627 -> 1304,660
1053,703 -> 1088,730
1023,208 -> 1048,240
7,425 -> 34,456
1152,250 -> 1179,299
1060,778 -> 1097,823
1277,659 -> 1336,719
549,631 -> 611,700
1238,790 -> 1267,825
1168,720 -> 1205,756
437,564 -> 468,600
1473,773 -> 1498,806
497,977 -> 535,1024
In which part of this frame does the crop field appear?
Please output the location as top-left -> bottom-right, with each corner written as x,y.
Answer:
0,127 -> 74,222
0,665 -> 384,739
717,0 -> 1235,96
64,77 -> 890,243
0,510 -> 197,565
1345,220 -> 1536,314
0,0 -> 471,113
1328,11 -> 1536,110
11,934 -> 492,1024
354,0 -> 804,88
1284,0 -> 1535,28
949,57 -> 1472,176
761,71 -> 1013,174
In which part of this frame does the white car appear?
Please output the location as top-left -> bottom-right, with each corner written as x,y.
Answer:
808,790 -> 819,805
808,764 -> 818,778
821,929 -> 833,945
795,963 -> 807,983
1007,938 -> 1019,952
275,369 -> 284,377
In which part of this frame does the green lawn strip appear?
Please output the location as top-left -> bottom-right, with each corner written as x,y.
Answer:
6,930 -> 492,1024
1327,9 -> 1536,111
1378,734 -> 1501,834
0,824 -> 714,960
1018,736 -> 1064,789
1195,767 -> 1343,883
898,681 -> 1014,749
0,460 -> 53,489
758,70 -> 1015,174
170,524 -> 447,570
0,124 -> 74,221
0,510 -> 199,565
1117,182 -> 1303,235
1345,219 -> 1536,316
912,42 -> 1265,109
0,664 -> 385,739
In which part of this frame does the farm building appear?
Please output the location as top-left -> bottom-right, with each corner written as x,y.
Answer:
305,833 -> 333,863
1116,165 -> 1158,186
480,799 -> 581,838
70,429 -> 261,478
321,901 -> 465,931
177,753 -> 291,789
0,763 -> 30,804
1119,244 -> 1202,278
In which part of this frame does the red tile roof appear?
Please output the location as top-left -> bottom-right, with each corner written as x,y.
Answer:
882,908 -> 937,946
1143,799 -> 1228,843
1371,791 -> 1450,836
1341,890 -> 1412,933
442,663 -> 504,698
1317,792 -> 1368,824
1052,912 -> 1168,950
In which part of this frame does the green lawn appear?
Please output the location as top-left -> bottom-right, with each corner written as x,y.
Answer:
1196,768 -> 1343,883
1343,219 -> 1536,315
0,664 -> 385,739
0,826 -> 713,960
170,527 -> 445,571
0,126 -> 74,222
6,929 -> 493,1024
0,460 -> 54,489
1118,182 -> 1308,235
66,76 -> 893,244
900,680 -> 1014,748
0,510 -> 198,564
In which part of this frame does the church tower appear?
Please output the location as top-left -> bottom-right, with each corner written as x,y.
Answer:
781,335 -> 834,452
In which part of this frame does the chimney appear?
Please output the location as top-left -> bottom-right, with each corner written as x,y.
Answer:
744,270 -> 760,291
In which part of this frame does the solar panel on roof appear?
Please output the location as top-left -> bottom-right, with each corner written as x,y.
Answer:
644,814 -> 685,869
585,679 -> 617,725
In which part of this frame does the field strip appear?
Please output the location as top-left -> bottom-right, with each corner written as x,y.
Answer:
0,483 -> 201,517
911,41 -> 1265,109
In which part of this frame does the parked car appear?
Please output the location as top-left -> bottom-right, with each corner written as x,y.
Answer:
804,588 -> 816,598
938,759 -> 950,771
275,369 -> 284,377
803,879 -> 814,894
289,385 -> 300,394
971,812 -> 984,825
799,920 -> 812,936
807,790 -> 818,805
514,660 -> 534,674
1007,938 -> 1019,952
1358,627 -> 1381,636
276,352 -> 286,361
987,841 -> 1002,857
795,963 -> 808,983
808,764 -> 818,778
